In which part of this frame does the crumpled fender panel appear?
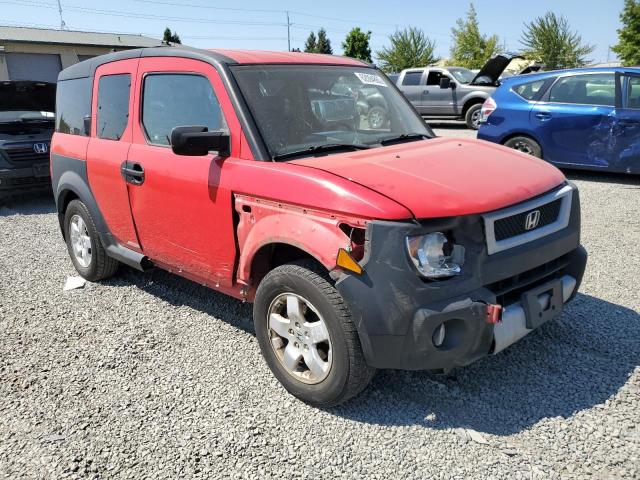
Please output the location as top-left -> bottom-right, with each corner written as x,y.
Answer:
235,193 -> 367,286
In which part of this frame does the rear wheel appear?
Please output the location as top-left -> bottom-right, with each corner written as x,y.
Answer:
64,199 -> 119,281
253,261 -> 375,407
465,103 -> 483,130
504,136 -> 542,158
367,106 -> 387,129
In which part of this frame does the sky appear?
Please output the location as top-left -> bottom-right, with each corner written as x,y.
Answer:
3,0 -> 623,64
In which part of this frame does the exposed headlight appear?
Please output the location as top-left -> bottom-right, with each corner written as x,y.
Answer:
406,232 -> 465,279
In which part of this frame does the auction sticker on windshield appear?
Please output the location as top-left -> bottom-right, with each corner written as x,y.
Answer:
354,72 -> 387,87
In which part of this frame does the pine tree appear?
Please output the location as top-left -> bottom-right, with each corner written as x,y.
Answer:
520,12 -> 594,69
342,27 -> 372,62
450,3 -> 500,68
376,27 -> 439,73
316,29 -> 333,54
612,0 -> 640,66
304,31 -> 318,53
163,27 -> 181,44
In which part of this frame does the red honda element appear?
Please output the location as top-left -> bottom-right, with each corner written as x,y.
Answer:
51,46 -> 587,406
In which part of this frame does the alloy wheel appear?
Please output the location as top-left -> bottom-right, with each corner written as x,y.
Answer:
69,214 -> 92,268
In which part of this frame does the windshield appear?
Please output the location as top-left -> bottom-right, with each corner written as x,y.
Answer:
448,68 -> 476,84
231,65 -> 433,159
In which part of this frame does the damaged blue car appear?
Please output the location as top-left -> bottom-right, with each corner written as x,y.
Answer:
478,67 -> 640,174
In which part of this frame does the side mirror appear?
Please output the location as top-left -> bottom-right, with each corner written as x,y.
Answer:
170,126 -> 231,157
83,114 -> 92,136
439,77 -> 451,89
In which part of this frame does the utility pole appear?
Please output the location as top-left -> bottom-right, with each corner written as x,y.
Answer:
286,11 -> 291,51
56,0 -> 66,30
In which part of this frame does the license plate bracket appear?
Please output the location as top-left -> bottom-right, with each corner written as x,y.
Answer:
33,164 -> 49,178
521,279 -> 563,330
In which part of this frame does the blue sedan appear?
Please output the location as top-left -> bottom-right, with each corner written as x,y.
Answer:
478,67 -> 640,174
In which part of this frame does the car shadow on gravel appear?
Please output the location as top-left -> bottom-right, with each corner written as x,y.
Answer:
329,293 -> 639,436
0,191 -> 55,216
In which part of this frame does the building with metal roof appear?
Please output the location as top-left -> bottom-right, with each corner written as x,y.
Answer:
0,26 -> 162,82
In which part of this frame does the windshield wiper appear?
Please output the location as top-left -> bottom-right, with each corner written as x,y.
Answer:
379,133 -> 430,146
273,143 -> 371,161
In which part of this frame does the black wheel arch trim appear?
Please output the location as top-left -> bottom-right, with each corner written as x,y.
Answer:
52,152 -> 149,271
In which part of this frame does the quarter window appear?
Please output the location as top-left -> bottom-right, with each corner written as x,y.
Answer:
513,79 -> 547,100
402,71 -> 423,86
97,74 -> 130,140
56,77 -> 92,136
548,74 -> 615,107
141,74 -> 227,146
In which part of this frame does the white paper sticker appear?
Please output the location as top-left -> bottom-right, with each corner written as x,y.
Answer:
354,72 -> 387,87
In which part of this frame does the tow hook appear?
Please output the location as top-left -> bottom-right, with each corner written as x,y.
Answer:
485,304 -> 503,324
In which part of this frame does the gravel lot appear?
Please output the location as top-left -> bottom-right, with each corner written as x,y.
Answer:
1,128 -> 638,478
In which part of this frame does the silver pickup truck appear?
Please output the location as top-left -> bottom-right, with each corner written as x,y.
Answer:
395,55 -> 517,129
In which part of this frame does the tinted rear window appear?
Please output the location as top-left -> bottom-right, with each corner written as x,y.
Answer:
513,79 -> 547,100
56,77 -> 91,136
97,74 -> 131,140
402,71 -> 423,86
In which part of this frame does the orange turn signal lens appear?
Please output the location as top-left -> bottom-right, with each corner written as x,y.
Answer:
336,248 -> 363,275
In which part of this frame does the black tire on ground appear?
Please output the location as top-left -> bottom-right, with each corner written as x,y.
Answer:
504,136 -> 542,158
64,199 -> 119,281
367,106 -> 387,129
464,103 -> 483,130
253,261 -> 376,407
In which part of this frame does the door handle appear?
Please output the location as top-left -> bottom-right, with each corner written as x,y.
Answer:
535,112 -> 552,120
423,90 -> 429,94
121,161 -> 145,185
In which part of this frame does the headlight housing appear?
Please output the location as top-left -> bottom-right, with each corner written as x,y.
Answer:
406,232 -> 465,279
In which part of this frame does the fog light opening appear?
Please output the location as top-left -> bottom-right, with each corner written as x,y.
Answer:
432,323 -> 446,348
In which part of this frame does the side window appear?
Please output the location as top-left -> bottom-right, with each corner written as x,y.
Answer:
513,79 -> 547,100
56,77 -> 92,136
97,74 -> 130,140
548,74 -> 615,106
402,71 -> 423,86
624,76 -> 640,109
426,71 -> 445,86
142,74 -> 227,146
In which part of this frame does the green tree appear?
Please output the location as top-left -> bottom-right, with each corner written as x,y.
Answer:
342,27 -> 372,62
304,31 -> 317,53
520,12 -> 594,69
450,3 -> 500,68
162,27 -> 181,44
376,27 -> 439,72
316,28 -> 333,54
612,0 -> 640,66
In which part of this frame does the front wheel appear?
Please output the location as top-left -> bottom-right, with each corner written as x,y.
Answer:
504,136 -> 542,158
465,103 -> 483,130
253,262 -> 375,407
367,106 -> 387,129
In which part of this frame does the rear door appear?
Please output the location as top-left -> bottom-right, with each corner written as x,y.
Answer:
530,72 -> 616,168
399,70 -> 426,112
611,71 -> 640,173
86,59 -> 141,250
126,57 -> 241,287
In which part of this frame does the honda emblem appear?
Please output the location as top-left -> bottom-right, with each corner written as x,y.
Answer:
33,143 -> 48,154
524,210 -> 541,231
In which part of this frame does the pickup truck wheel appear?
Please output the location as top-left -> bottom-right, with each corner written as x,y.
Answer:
254,262 -> 375,407
504,136 -> 542,158
367,106 -> 387,129
64,199 -> 119,281
465,103 -> 483,130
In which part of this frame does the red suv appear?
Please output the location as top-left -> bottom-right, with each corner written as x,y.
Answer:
51,46 -> 587,406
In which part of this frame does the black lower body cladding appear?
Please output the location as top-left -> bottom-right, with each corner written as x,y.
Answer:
334,186 -> 587,370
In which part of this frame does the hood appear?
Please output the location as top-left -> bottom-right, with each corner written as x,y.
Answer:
0,81 -> 56,114
518,63 -> 545,75
471,55 -> 521,86
291,138 -> 566,219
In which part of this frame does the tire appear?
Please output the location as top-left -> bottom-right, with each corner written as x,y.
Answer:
465,103 -> 483,130
367,106 -> 387,129
504,136 -> 542,158
253,261 -> 375,407
64,199 -> 119,281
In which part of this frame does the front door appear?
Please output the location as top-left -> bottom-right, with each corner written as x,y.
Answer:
421,70 -> 456,115
126,57 -> 241,287
530,73 -> 616,168
611,72 -> 640,173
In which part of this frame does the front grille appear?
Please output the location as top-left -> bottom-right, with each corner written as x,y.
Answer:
2,176 -> 50,187
487,254 -> 570,305
494,198 -> 562,241
3,145 -> 49,164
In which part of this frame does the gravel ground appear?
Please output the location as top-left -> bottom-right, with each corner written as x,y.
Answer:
0,139 -> 638,478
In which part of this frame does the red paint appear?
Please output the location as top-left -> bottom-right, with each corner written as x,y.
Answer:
211,49 -> 367,66
292,138 -> 565,218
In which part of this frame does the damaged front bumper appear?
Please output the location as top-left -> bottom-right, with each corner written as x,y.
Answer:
334,185 -> 587,371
